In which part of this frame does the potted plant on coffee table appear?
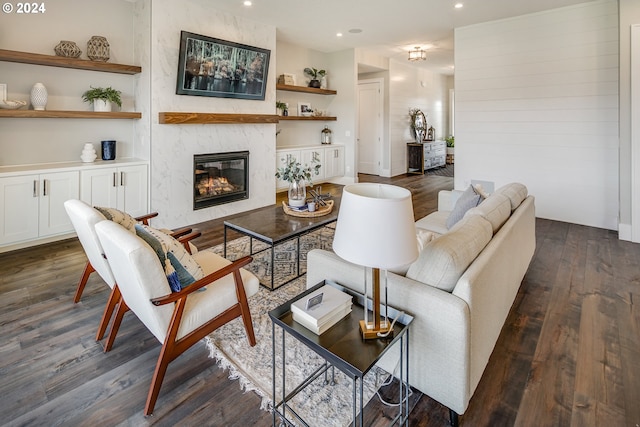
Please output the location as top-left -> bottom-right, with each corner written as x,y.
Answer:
82,86 -> 122,112
275,157 -> 321,207
303,67 -> 326,89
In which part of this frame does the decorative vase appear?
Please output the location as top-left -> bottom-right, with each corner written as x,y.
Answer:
80,143 -> 97,163
308,79 -> 321,89
320,76 -> 327,89
288,180 -> 306,207
93,99 -> 112,112
101,140 -> 116,160
87,36 -> 110,62
54,40 -> 82,58
30,83 -> 48,111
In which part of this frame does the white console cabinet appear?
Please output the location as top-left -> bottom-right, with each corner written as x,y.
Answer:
80,164 -> 148,217
0,171 -> 79,246
276,145 -> 344,190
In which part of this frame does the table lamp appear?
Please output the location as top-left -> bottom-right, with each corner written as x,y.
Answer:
332,183 -> 418,339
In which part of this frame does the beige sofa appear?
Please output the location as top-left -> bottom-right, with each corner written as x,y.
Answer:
306,183 -> 535,422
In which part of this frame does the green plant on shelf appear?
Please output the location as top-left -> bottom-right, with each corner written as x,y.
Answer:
81,86 -> 122,107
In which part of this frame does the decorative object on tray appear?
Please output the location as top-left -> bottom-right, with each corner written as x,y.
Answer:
303,67 -> 326,88
275,156 -> 321,207
0,100 -> 27,110
298,102 -> 312,117
80,143 -> 97,163
291,284 -> 352,334
87,35 -> 110,61
82,86 -> 122,112
30,82 -> 48,111
54,40 -> 82,58
282,199 -> 333,217
409,108 -> 427,142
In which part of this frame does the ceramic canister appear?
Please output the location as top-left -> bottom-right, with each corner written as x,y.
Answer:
30,83 -> 48,111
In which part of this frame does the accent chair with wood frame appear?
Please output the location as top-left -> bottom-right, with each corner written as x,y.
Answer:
94,220 -> 259,415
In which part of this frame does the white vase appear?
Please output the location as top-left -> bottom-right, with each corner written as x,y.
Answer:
93,99 -> 112,112
30,83 -> 48,111
288,180 -> 307,207
80,143 -> 97,163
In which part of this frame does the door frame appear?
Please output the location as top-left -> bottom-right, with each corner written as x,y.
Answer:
356,78 -> 385,176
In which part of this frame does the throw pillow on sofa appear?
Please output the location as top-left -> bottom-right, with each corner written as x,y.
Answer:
406,215 -> 493,292
389,229 -> 436,276
495,183 -> 528,211
94,206 -> 137,232
464,192 -> 512,234
445,185 -> 485,229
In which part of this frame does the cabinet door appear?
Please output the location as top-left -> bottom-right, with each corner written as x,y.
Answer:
80,167 -> 119,209
117,165 -> 148,217
39,171 -> 79,237
276,150 -> 301,190
0,175 -> 40,245
325,146 -> 345,178
300,148 -> 325,181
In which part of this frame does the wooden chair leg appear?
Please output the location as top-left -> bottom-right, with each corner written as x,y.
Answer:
103,298 -> 128,353
96,285 -> 121,342
73,261 -> 95,303
234,270 -> 256,347
144,349 -> 172,416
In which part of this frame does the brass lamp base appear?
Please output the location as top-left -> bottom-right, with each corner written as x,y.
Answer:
359,319 -> 394,340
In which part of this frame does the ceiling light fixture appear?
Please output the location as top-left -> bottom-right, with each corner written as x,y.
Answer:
454,3 -> 463,8
337,32 -> 343,37
243,1 -> 252,6
408,47 -> 427,61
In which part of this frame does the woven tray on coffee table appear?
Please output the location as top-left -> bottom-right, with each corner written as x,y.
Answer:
282,200 -> 334,217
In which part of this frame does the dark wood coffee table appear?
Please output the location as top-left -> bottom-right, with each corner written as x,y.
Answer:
223,199 -> 340,290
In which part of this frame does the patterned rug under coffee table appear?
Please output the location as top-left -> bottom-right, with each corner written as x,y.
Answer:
205,229 -> 389,427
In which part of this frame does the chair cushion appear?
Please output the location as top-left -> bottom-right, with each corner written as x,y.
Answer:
406,215 -> 493,292
445,185 -> 485,229
495,183 -> 528,211
94,206 -> 137,232
463,193 -> 512,234
135,224 -> 204,292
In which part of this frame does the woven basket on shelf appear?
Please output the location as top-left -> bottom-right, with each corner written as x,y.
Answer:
87,36 -> 110,62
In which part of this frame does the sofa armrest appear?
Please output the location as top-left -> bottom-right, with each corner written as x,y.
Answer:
306,249 -> 471,414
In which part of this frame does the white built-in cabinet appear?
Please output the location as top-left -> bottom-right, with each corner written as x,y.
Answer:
276,145 -> 344,190
0,171 -> 79,245
80,164 -> 148,217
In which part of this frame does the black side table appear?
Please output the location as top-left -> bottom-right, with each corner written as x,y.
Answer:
269,280 -> 413,426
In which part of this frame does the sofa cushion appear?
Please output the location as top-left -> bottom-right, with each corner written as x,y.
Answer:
446,185 -> 485,229
406,215 -> 493,292
415,210 -> 449,235
94,206 -> 137,232
135,224 -> 204,292
390,229 -> 436,276
464,193 -> 511,234
495,183 -> 528,211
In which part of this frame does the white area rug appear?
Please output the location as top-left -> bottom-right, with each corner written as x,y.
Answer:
204,230 -> 388,427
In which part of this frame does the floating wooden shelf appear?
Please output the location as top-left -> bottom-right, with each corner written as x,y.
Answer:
279,116 -> 337,121
276,84 -> 337,95
0,49 -> 142,75
159,112 -> 280,124
0,110 -> 141,119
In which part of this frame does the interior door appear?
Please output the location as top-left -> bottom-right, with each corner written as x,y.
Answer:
357,80 -> 382,175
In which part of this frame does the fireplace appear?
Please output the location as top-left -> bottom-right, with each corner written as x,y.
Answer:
194,151 -> 249,210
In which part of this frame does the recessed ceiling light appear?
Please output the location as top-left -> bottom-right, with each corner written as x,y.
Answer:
337,33 -> 343,37
348,29 -> 362,34
454,3 -> 463,8
243,1 -> 252,6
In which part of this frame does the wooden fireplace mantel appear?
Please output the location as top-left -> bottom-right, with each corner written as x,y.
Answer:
158,112 -> 280,124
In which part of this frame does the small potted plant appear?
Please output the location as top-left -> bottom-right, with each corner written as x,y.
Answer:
445,135 -> 455,164
303,67 -> 326,89
82,86 -> 122,112
275,157 -> 321,207
276,101 -> 288,116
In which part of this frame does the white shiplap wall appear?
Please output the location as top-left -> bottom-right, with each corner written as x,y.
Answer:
454,0 -> 619,230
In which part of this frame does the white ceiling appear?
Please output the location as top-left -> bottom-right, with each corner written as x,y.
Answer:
206,0 -> 594,75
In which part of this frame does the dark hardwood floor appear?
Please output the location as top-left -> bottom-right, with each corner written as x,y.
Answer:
1,172 -> 639,426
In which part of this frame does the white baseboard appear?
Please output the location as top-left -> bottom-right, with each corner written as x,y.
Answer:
618,223 -> 633,242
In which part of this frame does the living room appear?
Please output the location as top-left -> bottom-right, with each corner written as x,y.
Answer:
2,0 -> 640,425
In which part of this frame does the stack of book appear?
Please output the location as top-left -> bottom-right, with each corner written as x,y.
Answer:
291,285 -> 353,334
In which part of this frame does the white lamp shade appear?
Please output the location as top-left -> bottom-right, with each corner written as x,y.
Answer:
333,183 -> 418,269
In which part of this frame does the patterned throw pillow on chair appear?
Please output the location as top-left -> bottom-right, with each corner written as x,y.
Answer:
94,206 -> 137,232
135,224 -> 204,292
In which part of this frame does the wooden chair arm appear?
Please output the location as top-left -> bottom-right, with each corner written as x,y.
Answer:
177,231 -> 201,254
135,212 -> 159,225
150,256 -> 253,306
169,227 -> 192,238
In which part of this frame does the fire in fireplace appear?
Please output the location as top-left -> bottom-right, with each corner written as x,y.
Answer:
194,151 -> 249,210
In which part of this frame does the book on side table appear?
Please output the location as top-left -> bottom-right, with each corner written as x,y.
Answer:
291,284 -> 352,334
